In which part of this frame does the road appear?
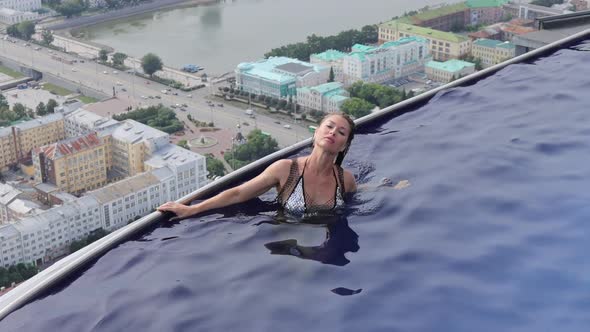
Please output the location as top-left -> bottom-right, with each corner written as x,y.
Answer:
0,38 -> 311,148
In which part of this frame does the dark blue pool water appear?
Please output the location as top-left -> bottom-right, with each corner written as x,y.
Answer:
2,40 -> 590,331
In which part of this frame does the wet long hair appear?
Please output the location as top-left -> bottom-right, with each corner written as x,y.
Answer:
315,113 -> 356,166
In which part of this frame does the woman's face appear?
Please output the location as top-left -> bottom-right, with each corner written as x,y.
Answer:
314,115 -> 351,154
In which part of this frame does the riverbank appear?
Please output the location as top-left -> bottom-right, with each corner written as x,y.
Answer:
46,0 -> 219,31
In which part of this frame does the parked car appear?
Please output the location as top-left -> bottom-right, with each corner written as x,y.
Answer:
217,103 -> 224,107
283,124 -> 292,129
181,103 -> 188,107
103,71 -> 108,74
112,70 -> 118,74
186,94 -> 192,98
140,95 -> 147,99
155,95 -> 162,99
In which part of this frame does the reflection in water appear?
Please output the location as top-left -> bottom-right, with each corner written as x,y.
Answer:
257,213 -> 360,266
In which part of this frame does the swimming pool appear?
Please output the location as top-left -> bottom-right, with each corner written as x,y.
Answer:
1,36 -> 590,332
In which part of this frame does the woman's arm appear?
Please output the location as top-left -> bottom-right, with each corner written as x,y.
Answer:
158,159 -> 290,220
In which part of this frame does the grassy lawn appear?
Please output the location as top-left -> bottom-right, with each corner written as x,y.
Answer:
0,66 -> 24,79
42,83 -> 72,96
77,95 -> 99,104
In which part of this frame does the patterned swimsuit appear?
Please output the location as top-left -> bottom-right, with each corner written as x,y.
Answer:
277,158 -> 346,217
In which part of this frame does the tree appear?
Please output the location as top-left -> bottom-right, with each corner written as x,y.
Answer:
56,0 -> 86,18
112,52 -> 127,67
36,102 -> 47,116
141,53 -> 163,77
98,49 -> 109,62
12,103 -> 27,118
42,30 -> 54,45
16,21 -> 35,40
46,99 -> 59,113
328,66 -> 335,82
0,94 -> 8,109
225,129 -> 279,168
205,154 -> 225,178
341,97 -> 374,119
6,24 -> 20,38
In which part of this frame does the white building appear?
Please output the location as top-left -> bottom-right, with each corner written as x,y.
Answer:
235,57 -> 329,99
64,109 -> 120,138
310,50 -> 347,83
342,37 -> 432,86
0,184 -> 22,224
0,0 -> 41,12
297,82 -> 350,114
0,7 -> 37,24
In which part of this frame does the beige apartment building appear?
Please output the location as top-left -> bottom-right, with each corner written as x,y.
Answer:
472,38 -> 516,68
0,114 -> 66,170
379,21 -> 472,61
32,133 -> 109,195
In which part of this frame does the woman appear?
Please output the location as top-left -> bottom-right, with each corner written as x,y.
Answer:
157,113 -> 358,220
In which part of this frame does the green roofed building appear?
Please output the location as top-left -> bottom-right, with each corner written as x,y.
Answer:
465,0 -> 510,25
398,3 -> 469,32
311,37 -> 432,86
472,38 -> 516,68
378,21 -> 472,61
425,59 -> 476,83
235,57 -> 329,99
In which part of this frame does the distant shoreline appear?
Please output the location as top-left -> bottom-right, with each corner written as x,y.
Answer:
47,0 -> 219,31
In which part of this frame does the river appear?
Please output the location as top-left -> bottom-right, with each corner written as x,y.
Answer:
79,0 -> 460,76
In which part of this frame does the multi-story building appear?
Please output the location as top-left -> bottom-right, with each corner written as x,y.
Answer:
571,0 -> 588,11
297,82 -> 350,114
0,127 -> 16,171
378,21 -> 472,61
310,50 -> 347,83
342,37 -> 431,85
0,0 -> 41,12
235,57 -> 329,99
0,7 -> 38,24
502,2 -> 565,20
465,0 -> 509,26
0,159 -> 207,267
32,133 -> 109,195
397,3 -> 469,31
0,114 -> 66,170
14,114 -> 66,163
0,0 -> 41,24
425,59 -> 476,82
64,109 -> 119,138
144,144 -> 207,199
0,184 -> 22,224
106,120 -> 169,177
472,38 -> 516,67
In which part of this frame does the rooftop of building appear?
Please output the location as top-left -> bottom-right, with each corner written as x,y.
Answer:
0,183 -> 21,206
7,198 -> 41,216
111,119 -> 168,145
13,113 -> 63,132
517,2 -> 566,14
65,109 -> 119,129
426,59 -> 475,72
34,132 -> 103,159
145,144 -> 204,169
346,37 -> 429,61
380,21 -> 470,43
473,38 -> 515,48
235,57 -> 327,83
87,166 -> 174,204
465,0 -> 509,9
403,3 -> 468,23
310,49 -> 348,62
298,82 -> 346,95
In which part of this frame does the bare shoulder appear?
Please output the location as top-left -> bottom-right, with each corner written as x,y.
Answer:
342,168 -> 357,193
264,159 -> 294,182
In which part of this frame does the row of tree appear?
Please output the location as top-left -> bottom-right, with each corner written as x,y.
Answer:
264,25 -> 378,61
6,21 -> 36,40
225,129 -> 279,170
205,154 -> 225,178
113,104 -> 183,134
341,81 -> 415,119
0,263 -> 38,288
0,95 -> 59,126
69,228 -> 109,253
98,50 -> 128,69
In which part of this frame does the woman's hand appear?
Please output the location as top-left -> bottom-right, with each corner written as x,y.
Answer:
157,201 -> 196,221
378,178 -> 411,189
